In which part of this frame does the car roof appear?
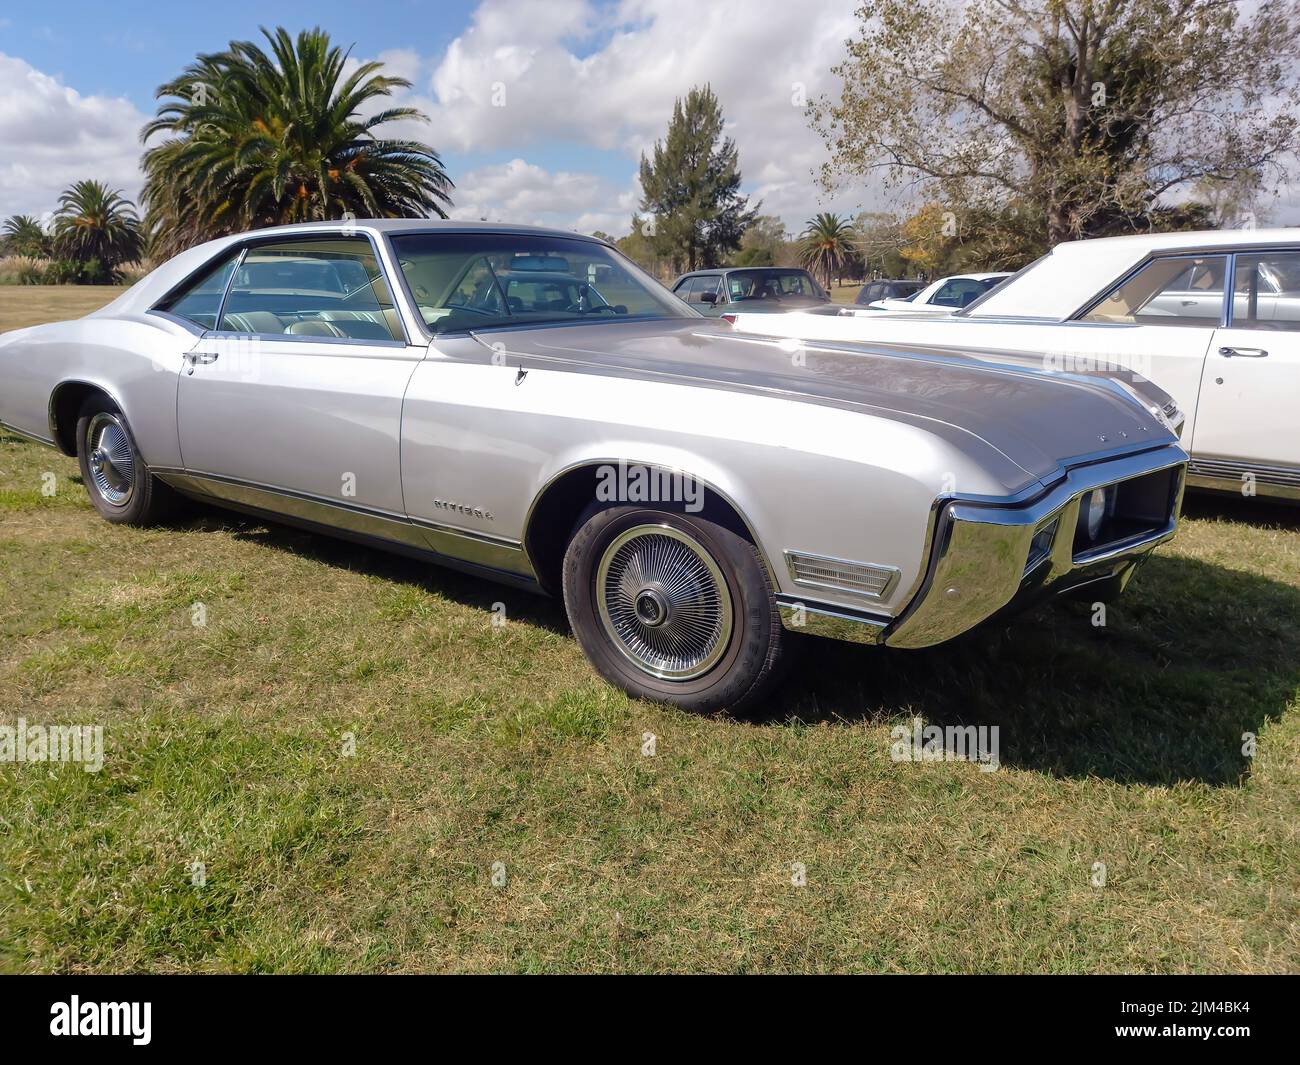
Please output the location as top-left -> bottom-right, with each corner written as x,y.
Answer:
88,219 -> 612,322
968,227 -> 1300,320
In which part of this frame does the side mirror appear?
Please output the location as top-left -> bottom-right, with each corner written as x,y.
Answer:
699,291 -> 718,304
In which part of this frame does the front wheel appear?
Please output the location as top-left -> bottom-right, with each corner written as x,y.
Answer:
562,505 -> 788,714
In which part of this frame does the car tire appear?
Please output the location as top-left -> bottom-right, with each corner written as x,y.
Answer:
562,504 -> 789,714
75,397 -> 175,525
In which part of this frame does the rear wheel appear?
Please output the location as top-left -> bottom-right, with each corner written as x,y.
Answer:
562,505 -> 788,714
75,398 -> 174,525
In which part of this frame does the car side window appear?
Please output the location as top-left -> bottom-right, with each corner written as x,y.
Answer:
1079,254 -> 1226,327
685,276 -> 719,304
931,279 -> 987,308
1231,251 -> 1300,331
218,237 -> 404,342
154,252 -> 240,330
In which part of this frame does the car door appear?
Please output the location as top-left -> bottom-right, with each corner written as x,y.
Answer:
1192,249 -> 1300,489
175,233 -> 427,544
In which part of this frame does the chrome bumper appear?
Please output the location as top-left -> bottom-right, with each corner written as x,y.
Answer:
779,445 -> 1187,649
885,447 -> 1186,648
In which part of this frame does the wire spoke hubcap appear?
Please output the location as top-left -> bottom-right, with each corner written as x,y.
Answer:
596,524 -> 733,681
86,413 -> 135,507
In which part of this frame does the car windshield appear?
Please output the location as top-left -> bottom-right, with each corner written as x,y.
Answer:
388,233 -> 692,334
726,269 -> 824,301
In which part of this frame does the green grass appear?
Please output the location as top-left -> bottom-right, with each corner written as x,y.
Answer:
0,291 -> 1297,973
0,285 -> 128,334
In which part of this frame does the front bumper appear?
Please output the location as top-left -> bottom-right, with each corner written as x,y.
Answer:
886,446 -> 1186,648
778,445 -> 1187,649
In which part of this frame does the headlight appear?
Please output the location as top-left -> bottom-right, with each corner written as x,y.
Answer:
1079,486 -> 1116,543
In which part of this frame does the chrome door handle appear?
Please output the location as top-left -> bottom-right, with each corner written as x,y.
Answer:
182,351 -> 219,375
1218,346 -> 1268,358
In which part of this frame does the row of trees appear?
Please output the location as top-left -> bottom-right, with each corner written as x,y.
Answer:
1,182 -> 143,283
2,27 -> 454,281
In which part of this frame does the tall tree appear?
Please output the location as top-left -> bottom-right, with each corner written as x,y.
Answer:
1,215 -> 51,258
811,0 -> 1300,245
141,26 -> 454,258
799,213 -> 857,287
639,85 -> 757,272
734,215 -> 788,267
52,181 -> 142,280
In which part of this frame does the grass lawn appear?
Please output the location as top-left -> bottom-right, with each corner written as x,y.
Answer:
1,286 -> 1297,973
0,285 -> 130,334
830,282 -> 863,304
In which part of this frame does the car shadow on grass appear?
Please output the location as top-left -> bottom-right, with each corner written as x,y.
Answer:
175,502 -> 572,635
763,547 -> 1300,786
171,497 -> 1298,787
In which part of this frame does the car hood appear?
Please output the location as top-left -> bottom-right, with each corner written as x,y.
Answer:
469,318 -> 1177,494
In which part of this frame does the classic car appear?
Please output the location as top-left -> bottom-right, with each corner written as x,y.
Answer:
670,267 -> 831,315
863,272 -> 1013,314
855,278 -> 925,306
0,220 -> 1187,713
732,229 -> 1300,501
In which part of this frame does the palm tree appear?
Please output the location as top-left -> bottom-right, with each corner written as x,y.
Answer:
141,26 -> 454,258
51,181 -> 143,279
799,212 -> 857,289
1,215 -> 51,258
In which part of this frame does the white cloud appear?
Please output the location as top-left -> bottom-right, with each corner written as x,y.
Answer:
0,52 -> 148,219
447,157 -> 638,234
399,0 -> 870,234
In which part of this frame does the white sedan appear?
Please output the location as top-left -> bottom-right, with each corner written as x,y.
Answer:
865,272 -> 1012,314
733,229 -> 1300,502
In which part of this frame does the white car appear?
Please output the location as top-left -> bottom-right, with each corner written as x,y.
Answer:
867,272 -> 1012,314
734,229 -> 1300,502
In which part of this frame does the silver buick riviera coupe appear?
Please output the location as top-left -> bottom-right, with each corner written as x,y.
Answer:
0,221 -> 1188,712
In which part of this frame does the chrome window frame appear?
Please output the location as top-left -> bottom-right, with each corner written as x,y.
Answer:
382,229 -> 701,341
150,230 -> 416,348
148,247 -> 245,334
1069,251 -> 1231,328
1225,247 -> 1300,331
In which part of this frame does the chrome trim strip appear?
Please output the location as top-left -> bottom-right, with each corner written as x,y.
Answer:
1187,456 -> 1300,501
407,515 -> 525,550
196,329 -> 412,351
521,457 -> 779,590
45,379 -> 132,453
152,467 -> 535,577
0,418 -> 56,447
776,595 -> 888,645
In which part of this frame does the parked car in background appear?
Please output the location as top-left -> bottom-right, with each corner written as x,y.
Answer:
855,278 -> 926,306
865,272 -> 1013,314
671,267 -> 830,315
729,229 -> 1300,501
0,220 -> 1188,713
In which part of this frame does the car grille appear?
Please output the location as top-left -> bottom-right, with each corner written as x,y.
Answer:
785,551 -> 899,600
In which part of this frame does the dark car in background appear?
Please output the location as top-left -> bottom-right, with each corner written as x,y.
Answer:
855,278 -> 925,306
671,267 -> 831,315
